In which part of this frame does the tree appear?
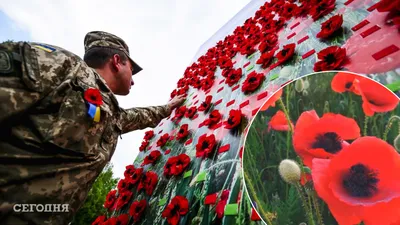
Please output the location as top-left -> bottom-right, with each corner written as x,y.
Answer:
70,163 -> 119,225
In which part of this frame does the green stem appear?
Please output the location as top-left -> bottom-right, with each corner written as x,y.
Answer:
383,116 -> 400,141
311,190 -> 324,225
363,116 -> 369,136
278,98 -> 294,133
348,92 -> 353,117
295,183 -> 315,225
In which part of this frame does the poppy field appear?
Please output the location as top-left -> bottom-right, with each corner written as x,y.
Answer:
243,71 -> 400,225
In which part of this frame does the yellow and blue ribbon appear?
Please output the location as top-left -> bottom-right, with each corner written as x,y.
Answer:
88,103 -> 101,122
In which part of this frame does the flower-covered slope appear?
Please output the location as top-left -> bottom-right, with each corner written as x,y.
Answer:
93,0 -> 400,224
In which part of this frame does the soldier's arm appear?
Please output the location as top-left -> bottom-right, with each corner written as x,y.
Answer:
119,105 -> 171,133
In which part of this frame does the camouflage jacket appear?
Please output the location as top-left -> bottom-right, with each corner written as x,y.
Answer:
0,41 -> 171,224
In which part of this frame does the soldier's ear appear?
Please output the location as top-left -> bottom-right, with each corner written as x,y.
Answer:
111,54 -> 121,73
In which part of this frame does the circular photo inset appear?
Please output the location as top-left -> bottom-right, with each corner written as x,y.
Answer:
243,71 -> 400,225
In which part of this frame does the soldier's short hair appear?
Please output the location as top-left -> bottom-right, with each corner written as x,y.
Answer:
83,47 -> 129,69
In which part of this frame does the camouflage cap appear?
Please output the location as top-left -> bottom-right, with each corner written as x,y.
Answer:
84,31 -> 142,75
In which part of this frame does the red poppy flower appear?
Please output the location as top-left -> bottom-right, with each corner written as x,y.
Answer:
185,106 -> 197,119
196,134 -> 216,158
139,140 -> 149,152
84,88 -> 103,106
354,78 -> 399,117
260,88 -> 283,111
198,95 -> 213,112
129,200 -> 147,223
117,177 -> 136,193
164,154 -> 191,177
114,191 -> 133,210
241,71 -> 265,94
124,165 -> 135,178
92,215 -> 107,225
310,0 -> 336,21
239,42 -> 257,56
314,46 -> 347,72
317,15 -> 343,39
268,110 -> 293,131
192,77 -> 202,89
312,137 -> 400,225
281,3 -> 300,19
203,110 -> 222,129
174,106 -> 187,120
331,72 -> 366,95
201,76 -> 215,91
137,171 -> 158,196
104,189 -> 117,210
224,109 -> 242,129
218,56 -> 233,69
225,68 -> 243,86
293,110 -> 361,168
144,130 -> 154,140
131,167 -> 143,185
165,149 -> 171,155
106,214 -> 129,225
177,87 -> 188,96
273,43 -> 296,67
162,196 -> 189,225
170,89 -> 177,99
216,190 -> 230,218
176,124 -> 189,140
157,133 -> 170,147
258,34 -> 278,53
141,150 -> 162,166
256,50 -> 275,69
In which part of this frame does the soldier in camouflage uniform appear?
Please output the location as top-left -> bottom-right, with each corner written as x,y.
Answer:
0,31 -> 185,225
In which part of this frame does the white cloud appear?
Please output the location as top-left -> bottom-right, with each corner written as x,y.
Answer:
0,0 -> 251,179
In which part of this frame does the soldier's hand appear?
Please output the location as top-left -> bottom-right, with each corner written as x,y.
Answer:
168,94 -> 186,111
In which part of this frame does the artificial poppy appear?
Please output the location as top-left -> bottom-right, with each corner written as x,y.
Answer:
377,0 -> 400,29
258,34 -> 278,53
281,3 -> 299,19
129,200 -> 147,223
256,50 -> 275,69
141,150 -> 162,166
124,165 -> 135,178
216,190 -> 230,218
316,15 -> 343,39
293,110 -> 361,168
177,87 -> 188,96
313,46 -> 347,72
144,130 -> 154,140
176,124 -> 190,140
104,190 -> 117,210
225,68 -> 243,86
268,110 -> 293,131
273,43 -> 296,67
174,106 -> 187,120
157,133 -> 170,147
196,134 -> 216,158
239,42 -> 257,56
117,177 -> 136,193
218,56 -> 233,69
131,167 -> 143,185
354,77 -> 399,116
114,191 -> 133,210
170,89 -> 177,99
224,109 -> 243,129
312,137 -> 400,225
161,196 -> 189,225
241,71 -> 265,94
139,140 -> 149,152
185,106 -> 197,118
137,171 -> 158,196
84,88 -> 103,106
106,214 -> 129,225
331,72 -> 366,95
165,149 -> 171,155
260,88 -> 283,111
192,77 -> 202,89
203,110 -> 222,129
92,215 -> 107,225
164,154 -> 191,176
198,95 -> 213,112
310,0 -> 336,21
201,76 -> 215,91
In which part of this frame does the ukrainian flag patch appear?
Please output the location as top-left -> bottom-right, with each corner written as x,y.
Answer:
32,44 -> 56,53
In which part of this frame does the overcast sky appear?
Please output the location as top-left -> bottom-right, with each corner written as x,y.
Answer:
0,0 -> 251,178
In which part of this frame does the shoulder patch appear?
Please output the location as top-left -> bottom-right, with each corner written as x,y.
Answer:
32,44 -> 56,53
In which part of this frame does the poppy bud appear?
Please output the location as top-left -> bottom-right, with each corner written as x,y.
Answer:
303,79 -> 310,90
394,134 -> 400,152
295,79 -> 304,92
279,65 -> 295,78
279,159 -> 301,184
302,90 -> 309,96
